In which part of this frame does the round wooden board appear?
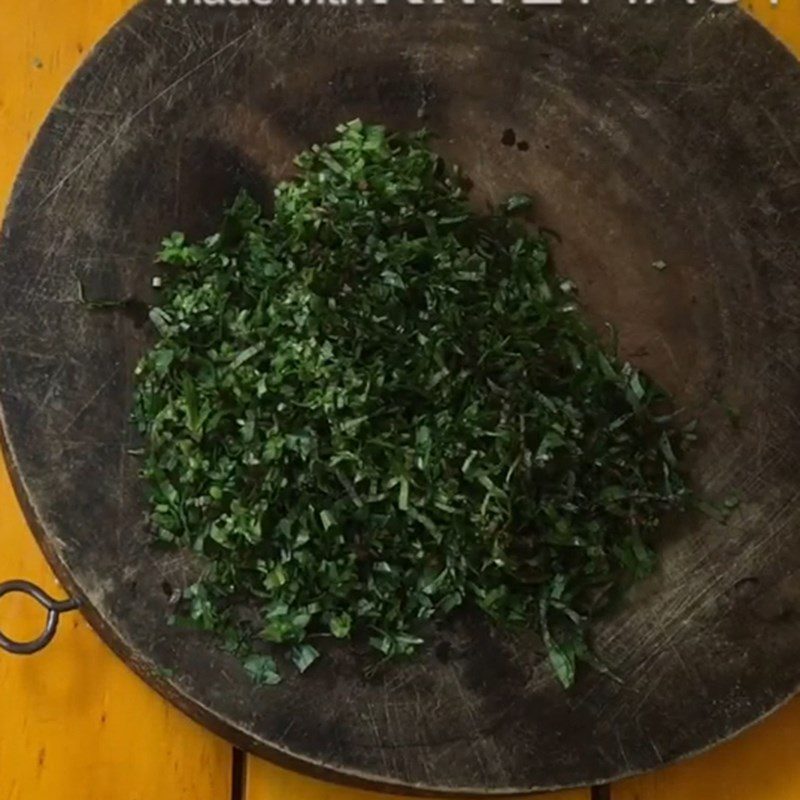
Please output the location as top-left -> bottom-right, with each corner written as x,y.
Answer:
1,0 -> 800,794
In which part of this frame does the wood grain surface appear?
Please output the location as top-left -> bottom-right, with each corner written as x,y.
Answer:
244,761 -> 590,800
612,8 -> 800,800
0,4 -> 232,800
614,694 -> 800,800
6,1 -> 800,791
0,2 -> 798,800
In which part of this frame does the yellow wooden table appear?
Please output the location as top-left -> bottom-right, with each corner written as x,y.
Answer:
0,2 -> 798,798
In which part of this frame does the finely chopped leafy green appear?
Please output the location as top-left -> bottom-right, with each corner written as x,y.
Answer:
133,120 -> 690,687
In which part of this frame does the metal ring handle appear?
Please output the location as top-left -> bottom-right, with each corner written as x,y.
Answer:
0,579 -> 80,655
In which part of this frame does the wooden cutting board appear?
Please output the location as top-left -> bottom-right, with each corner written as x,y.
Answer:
1,1 -> 799,794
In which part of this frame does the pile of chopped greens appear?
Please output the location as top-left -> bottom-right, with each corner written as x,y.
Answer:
133,120 -> 690,687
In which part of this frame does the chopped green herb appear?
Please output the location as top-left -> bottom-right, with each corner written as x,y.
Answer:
501,193 -> 534,215
154,666 -> 175,679
290,643 -> 320,674
133,120 -> 691,687
243,654 -> 282,686
76,279 -> 130,310
696,498 -> 738,524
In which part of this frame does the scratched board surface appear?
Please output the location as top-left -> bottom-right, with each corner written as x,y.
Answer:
0,0 -> 799,794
